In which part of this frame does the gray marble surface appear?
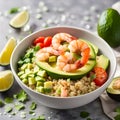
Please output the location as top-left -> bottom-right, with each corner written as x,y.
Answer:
0,0 -> 119,120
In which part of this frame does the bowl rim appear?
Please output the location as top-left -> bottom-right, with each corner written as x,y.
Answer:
10,26 -> 117,99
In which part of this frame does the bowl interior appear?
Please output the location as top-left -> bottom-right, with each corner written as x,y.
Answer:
10,26 -> 117,108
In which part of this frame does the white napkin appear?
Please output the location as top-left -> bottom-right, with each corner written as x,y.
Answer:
100,46 -> 120,120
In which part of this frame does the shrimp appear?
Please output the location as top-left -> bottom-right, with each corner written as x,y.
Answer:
57,52 -> 80,72
36,47 -> 60,61
60,87 -> 68,97
52,33 -> 76,51
57,40 -> 90,72
112,79 -> 120,90
68,40 -> 90,65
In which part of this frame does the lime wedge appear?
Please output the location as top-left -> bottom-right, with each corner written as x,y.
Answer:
9,10 -> 29,28
0,37 -> 17,65
0,70 -> 14,92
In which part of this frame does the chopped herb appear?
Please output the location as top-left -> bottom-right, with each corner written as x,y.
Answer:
114,114 -> 120,120
0,100 -> 4,107
29,111 -> 35,114
15,103 -> 25,111
5,106 -> 13,113
80,111 -> 90,118
30,102 -> 37,110
34,45 -> 40,51
4,97 -> 13,103
30,115 -> 45,120
38,115 -> 46,120
115,106 -> 120,114
9,7 -> 19,14
13,90 -> 28,102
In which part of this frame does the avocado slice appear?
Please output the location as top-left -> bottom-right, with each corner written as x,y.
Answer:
96,55 -> 109,70
106,77 -> 120,101
36,41 -> 96,80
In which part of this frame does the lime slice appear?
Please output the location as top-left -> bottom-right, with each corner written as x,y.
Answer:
9,10 -> 29,28
0,70 -> 14,92
0,37 -> 17,65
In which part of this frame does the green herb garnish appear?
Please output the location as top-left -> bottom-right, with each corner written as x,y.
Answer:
13,90 -> 28,102
0,100 -> 4,107
114,114 -> 120,120
9,7 -> 19,14
4,97 -> 13,103
115,106 -> 120,114
15,103 -> 25,111
30,102 -> 37,110
5,106 -> 13,113
80,111 -> 90,118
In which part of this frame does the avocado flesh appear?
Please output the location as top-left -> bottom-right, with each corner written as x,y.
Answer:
36,59 -> 96,80
107,77 -> 120,101
96,55 -> 109,70
36,40 -> 96,80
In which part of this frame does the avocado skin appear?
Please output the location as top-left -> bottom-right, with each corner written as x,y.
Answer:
107,92 -> 120,102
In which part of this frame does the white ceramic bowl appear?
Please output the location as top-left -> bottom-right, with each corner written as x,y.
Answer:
10,26 -> 116,109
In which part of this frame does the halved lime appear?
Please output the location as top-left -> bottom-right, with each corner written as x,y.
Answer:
0,70 -> 14,92
0,37 -> 17,65
9,10 -> 29,28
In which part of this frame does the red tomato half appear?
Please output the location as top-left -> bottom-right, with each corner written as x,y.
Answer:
93,67 -> 107,86
36,42 -> 44,48
33,37 -> 45,45
44,36 -> 52,47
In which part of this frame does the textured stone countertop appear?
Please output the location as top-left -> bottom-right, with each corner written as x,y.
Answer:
0,0 -> 119,120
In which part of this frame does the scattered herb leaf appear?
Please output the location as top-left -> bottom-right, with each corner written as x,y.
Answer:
5,106 -> 13,113
30,102 -> 37,110
13,90 -> 28,102
80,111 -> 90,118
114,114 -> 120,120
0,100 -> 4,107
38,115 -> 46,120
115,106 -> 120,114
30,115 -> 46,120
9,7 -> 19,14
29,111 -> 35,114
15,103 -> 25,111
5,97 -> 13,103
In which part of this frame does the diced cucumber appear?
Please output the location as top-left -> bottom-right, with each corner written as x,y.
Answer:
18,71 -> 24,77
22,79 -> 28,84
48,56 -> 57,63
21,64 -> 28,70
44,88 -> 52,93
35,76 -> 45,82
36,86 -> 44,93
27,63 -> 33,69
20,73 -> 28,79
44,81 -> 53,89
37,70 -> 47,77
36,81 -> 43,87
28,77 -> 36,85
28,73 -> 35,78
33,65 -> 40,73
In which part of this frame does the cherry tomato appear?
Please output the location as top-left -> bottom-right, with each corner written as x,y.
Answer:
44,36 -> 52,47
36,42 -> 44,48
33,37 -> 45,45
93,67 -> 107,86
